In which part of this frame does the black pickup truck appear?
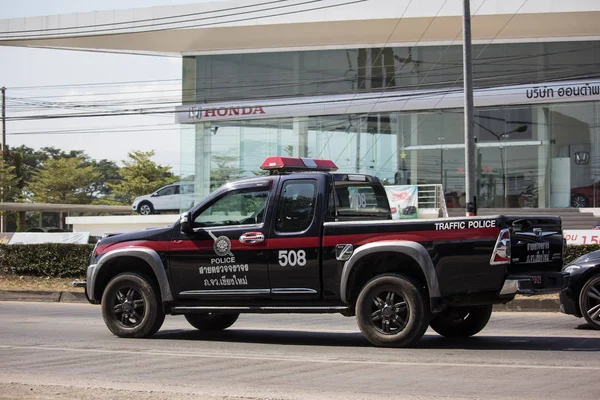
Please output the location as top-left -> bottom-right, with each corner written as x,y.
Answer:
78,156 -> 568,347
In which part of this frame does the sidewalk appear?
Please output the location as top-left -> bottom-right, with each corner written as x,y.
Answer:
0,289 -> 562,311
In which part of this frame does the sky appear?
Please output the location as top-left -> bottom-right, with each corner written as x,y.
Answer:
0,0 -> 224,175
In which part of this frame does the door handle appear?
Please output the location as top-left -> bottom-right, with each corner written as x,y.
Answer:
239,232 -> 264,244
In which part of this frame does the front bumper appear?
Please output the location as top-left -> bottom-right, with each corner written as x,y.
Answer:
500,272 -> 570,296
72,264 -> 97,304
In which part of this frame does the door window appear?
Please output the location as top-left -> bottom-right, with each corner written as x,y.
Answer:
194,188 -> 270,227
156,185 -> 177,196
275,180 -> 317,233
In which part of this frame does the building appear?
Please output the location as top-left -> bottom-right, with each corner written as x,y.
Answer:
2,0 -> 600,210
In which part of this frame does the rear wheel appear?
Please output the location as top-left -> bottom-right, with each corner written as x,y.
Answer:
355,274 -> 429,348
429,305 -> 493,338
184,313 -> 239,331
578,273 -> 600,330
101,273 -> 165,338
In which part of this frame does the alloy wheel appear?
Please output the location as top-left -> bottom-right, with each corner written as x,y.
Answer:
370,290 -> 409,335
580,276 -> 600,328
112,287 -> 145,327
572,195 -> 588,208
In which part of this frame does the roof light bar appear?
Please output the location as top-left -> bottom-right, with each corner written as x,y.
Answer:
260,156 -> 338,173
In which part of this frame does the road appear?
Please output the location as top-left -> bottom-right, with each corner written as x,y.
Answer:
0,302 -> 599,400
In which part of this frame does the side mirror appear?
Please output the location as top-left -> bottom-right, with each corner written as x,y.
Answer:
151,192 -> 158,197
180,211 -> 193,234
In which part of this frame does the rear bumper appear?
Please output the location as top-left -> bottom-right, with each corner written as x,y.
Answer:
500,272 -> 570,296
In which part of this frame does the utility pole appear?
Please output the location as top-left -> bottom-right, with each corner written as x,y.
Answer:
1,86 -> 5,233
462,0 -> 476,216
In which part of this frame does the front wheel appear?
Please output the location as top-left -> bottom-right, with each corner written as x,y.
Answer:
101,273 -> 165,338
578,273 -> 600,330
429,305 -> 493,338
138,201 -> 154,215
571,194 -> 589,208
184,313 -> 239,331
355,274 -> 430,347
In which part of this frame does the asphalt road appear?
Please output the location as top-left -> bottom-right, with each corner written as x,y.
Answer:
0,302 -> 599,400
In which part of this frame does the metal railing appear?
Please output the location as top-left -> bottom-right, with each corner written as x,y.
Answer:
415,184 -> 448,218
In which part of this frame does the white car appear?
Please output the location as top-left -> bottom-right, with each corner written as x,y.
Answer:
132,183 -> 195,215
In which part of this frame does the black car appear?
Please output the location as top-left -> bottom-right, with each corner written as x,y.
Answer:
560,250 -> 600,330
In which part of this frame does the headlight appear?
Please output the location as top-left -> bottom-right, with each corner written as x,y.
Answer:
564,265 -> 582,274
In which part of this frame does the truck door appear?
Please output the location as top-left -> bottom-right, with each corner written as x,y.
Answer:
267,177 -> 323,298
169,182 -> 273,299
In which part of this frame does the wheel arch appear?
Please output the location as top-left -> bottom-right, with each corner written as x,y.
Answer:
89,248 -> 173,303
340,241 -> 440,309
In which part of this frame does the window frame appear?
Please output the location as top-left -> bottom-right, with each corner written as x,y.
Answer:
274,179 -> 318,235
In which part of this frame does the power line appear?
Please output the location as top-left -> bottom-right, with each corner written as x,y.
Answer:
5,71 -> 599,123
4,42 -> 596,93
374,0 -> 532,177
0,0 -> 365,40
0,0 -> 293,35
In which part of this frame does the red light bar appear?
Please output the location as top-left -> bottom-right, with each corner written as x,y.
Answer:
260,156 -> 338,172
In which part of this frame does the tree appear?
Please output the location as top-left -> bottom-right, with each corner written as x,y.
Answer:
0,156 -> 20,203
210,155 -> 242,190
88,159 -> 124,204
27,157 -> 101,204
110,150 -> 175,203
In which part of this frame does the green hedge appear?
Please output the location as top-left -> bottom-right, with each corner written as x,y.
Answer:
0,243 -> 93,278
564,244 -> 600,265
0,242 -> 598,278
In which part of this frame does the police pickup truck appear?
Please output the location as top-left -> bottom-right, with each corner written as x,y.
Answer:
78,156 -> 568,347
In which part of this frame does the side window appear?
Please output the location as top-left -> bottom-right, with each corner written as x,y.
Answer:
157,186 -> 176,196
334,182 -> 390,219
193,188 -> 269,227
276,180 -> 317,233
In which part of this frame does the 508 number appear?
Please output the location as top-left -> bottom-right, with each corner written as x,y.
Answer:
278,250 -> 307,267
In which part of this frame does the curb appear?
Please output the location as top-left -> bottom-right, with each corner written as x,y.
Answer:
493,298 -> 560,312
0,290 -> 562,311
0,290 -> 86,303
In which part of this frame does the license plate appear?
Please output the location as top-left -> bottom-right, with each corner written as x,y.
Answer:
526,241 -> 550,263
531,274 -> 543,286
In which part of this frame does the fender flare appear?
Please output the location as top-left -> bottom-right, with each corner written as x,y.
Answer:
339,241 -> 440,304
88,247 -> 173,302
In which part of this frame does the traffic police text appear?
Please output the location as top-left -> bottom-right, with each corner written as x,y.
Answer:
435,220 -> 496,230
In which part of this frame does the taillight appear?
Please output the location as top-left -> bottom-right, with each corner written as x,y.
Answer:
490,228 -> 511,265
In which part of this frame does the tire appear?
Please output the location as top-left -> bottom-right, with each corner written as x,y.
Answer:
138,201 -> 154,215
355,274 -> 430,348
184,313 -> 239,331
578,273 -> 600,330
101,273 -> 165,338
429,305 -> 493,338
571,194 -> 589,208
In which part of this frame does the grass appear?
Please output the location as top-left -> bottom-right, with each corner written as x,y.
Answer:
0,273 -> 85,291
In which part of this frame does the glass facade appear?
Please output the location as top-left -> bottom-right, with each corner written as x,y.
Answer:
180,40 -> 600,210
